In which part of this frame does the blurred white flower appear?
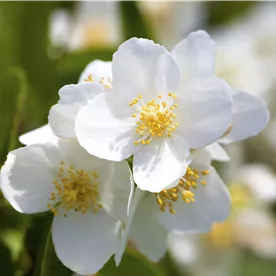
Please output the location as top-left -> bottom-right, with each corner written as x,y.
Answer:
49,9 -> 72,48
68,1 -> 121,51
234,208 -> 276,259
212,2 -> 276,94
239,164 -> 276,203
241,3 -> 276,80
76,31 -> 233,192
214,35 -> 270,97
0,139 -> 132,275
115,147 -> 230,263
139,2 -> 206,48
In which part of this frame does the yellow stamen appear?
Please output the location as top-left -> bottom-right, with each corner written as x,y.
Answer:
49,161 -> 102,217
155,166 -> 210,214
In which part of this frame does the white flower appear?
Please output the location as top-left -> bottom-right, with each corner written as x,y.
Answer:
0,139 -> 132,275
75,31 -> 233,192
49,60 -> 112,139
115,147 -> 230,263
238,164 -> 276,204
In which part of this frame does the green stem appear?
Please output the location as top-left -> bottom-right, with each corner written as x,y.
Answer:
7,67 -> 28,151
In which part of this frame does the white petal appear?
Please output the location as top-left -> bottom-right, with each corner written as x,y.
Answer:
205,142 -> 230,162
19,124 -> 58,145
78,60 -> 112,84
114,188 -> 145,265
58,139 -> 132,221
0,144 -> 60,214
49,82 -> 103,139
112,38 -> 181,103
133,135 -> 190,193
100,161 -> 133,222
128,195 -> 168,262
76,93 -> 139,161
52,211 -> 120,275
219,89 -> 270,144
176,77 -> 232,148
171,30 -> 216,79
157,167 -> 231,233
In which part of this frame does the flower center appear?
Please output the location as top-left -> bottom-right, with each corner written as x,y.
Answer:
47,161 -> 102,216
130,93 -> 179,145
155,167 -> 210,214
84,73 -> 112,89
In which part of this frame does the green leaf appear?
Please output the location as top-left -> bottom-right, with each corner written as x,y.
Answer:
119,2 -> 155,40
101,249 -> 166,276
25,213 -> 71,276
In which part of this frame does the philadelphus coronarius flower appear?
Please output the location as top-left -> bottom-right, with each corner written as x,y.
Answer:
0,138 -> 132,275
75,31 -> 234,192
115,147 -> 230,263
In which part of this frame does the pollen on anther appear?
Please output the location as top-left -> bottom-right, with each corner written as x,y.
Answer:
155,166 -> 209,214
129,92 -> 179,145
49,164 -> 102,217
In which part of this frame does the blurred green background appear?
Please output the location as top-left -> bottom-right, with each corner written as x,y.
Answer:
1,1 -> 276,276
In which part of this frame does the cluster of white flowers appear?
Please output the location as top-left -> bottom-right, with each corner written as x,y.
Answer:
0,31 -> 269,275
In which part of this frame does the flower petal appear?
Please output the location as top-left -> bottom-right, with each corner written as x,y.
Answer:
157,167 -> 231,233
19,124 -> 58,145
100,161 -> 133,222
78,60 -> 112,83
114,188 -> 145,266
171,30 -> 216,79
49,82 -> 103,139
176,77 -> 232,148
133,134 -> 190,193
205,142 -> 230,162
128,195 -> 168,262
0,144 -> 60,214
76,93 -> 139,161
219,89 -> 270,144
112,38 -> 181,103
52,211 -> 120,275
